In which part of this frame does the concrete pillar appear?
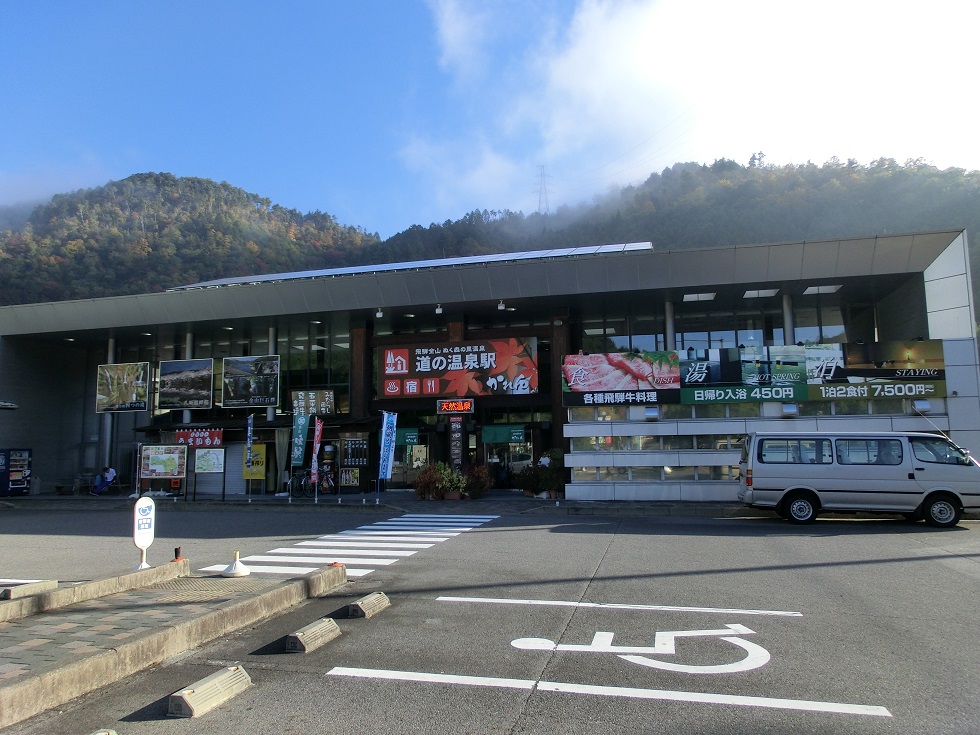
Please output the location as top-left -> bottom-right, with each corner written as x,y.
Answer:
183,331 -> 194,425
102,338 -> 115,468
782,293 -> 795,345
267,326 -> 276,421
665,300 -> 676,350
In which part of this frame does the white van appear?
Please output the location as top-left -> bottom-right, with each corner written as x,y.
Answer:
738,431 -> 980,527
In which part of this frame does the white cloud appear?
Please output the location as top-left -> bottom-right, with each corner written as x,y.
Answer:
411,0 -> 980,222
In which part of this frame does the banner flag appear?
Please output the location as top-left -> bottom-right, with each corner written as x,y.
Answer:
246,414 -> 254,468
291,414 -> 310,466
379,411 -> 398,480
311,417 -> 323,485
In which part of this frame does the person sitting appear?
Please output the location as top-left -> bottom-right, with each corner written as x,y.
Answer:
92,466 -> 117,495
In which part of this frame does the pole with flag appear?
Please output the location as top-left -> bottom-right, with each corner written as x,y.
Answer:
311,416 -> 323,503
246,413 -> 254,503
378,411 -> 397,504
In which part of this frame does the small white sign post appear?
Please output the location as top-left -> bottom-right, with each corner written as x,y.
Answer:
133,496 -> 156,570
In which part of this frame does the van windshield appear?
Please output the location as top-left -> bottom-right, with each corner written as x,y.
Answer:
910,436 -> 971,465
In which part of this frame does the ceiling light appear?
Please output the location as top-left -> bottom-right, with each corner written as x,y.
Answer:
682,292 -> 716,302
743,289 -> 779,298
404,313 -> 415,318
803,285 -> 842,295
435,304 -> 443,314
498,300 -> 506,310
376,308 -> 384,318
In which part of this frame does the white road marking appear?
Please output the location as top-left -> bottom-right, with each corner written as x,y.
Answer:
0,578 -> 43,585
438,596 -> 803,617
242,554 -> 399,565
299,540 -> 436,549
333,533 -> 454,542
401,514 -> 499,520
199,564 -> 319,575
345,529 -> 462,536
326,667 -> 891,717
268,546 -> 417,557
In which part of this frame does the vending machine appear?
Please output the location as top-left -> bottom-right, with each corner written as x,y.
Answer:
0,449 -> 32,496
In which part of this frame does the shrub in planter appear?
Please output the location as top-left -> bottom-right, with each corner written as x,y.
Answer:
515,465 -> 542,496
464,465 -> 493,499
412,463 -> 442,499
437,461 -> 467,499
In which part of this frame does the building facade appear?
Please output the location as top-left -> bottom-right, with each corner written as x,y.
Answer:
0,229 -> 976,501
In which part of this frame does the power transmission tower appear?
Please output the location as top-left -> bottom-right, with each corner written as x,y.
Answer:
536,165 -> 551,215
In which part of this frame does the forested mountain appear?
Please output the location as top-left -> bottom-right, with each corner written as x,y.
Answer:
1,159 -> 979,307
0,173 -> 380,304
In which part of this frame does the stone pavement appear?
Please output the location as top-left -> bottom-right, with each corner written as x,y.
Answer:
0,557 -> 346,730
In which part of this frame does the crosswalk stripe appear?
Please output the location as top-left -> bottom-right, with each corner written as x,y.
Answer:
269,547 -> 416,557
299,540 -> 435,549
198,564 -> 319,575
346,529 -> 461,536
243,554 -> 399,565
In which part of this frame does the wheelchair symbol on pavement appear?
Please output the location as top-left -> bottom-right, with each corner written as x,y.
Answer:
511,623 -> 770,674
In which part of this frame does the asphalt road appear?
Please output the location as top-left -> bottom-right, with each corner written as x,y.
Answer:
4,508 -> 980,734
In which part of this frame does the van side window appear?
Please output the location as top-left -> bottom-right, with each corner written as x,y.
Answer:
910,436 -> 969,465
759,438 -> 831,464
836,439 -> 903,465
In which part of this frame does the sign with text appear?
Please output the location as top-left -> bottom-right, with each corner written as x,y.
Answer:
96,362 -> 150,412
175,429 -> 222,447
243,443 -> 266,480
291,389 -> 335,415
140,445 -> 187,479
158,359 -> 213,410
221,355 -> 280,407
380,338 -> 538,398
563,340 -> 946,406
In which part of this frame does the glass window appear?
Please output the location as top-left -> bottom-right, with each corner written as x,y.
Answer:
836,438 -> 902,465
597,406 -> 627,421
661,404 -> 693,419
570,436 -> 598,452
663,465 -> 694,480
662,435 -> 694,450
727,403 -> 761,418
697,435 -> 730,449
760,438 -> 832,464
697,465 -> 737,481
569,407 -> 596,422
871,399 -> 905,415
613,436 -> 640,450
572,467 -> 598,482
910,436 -> 969,465
598,466 -> 629,482
630,466 -> 663,481
694,403 -> 727,418
834,399 -> 869,415
636,436 -> 662,451
798,401 -> 831,416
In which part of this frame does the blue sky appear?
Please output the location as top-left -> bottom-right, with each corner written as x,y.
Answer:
2,0 -> 977,239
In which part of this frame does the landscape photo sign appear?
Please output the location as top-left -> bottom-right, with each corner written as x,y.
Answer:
96,362 -> 150,412
562,340 -> 946,406
194,448 -> 225,474
158,358 -> 213,410
140,445 -> 187,478
380,337 -> 538,398
221,355 -> 280,407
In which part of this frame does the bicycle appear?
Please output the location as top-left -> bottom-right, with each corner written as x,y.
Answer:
288,471 -> 315,498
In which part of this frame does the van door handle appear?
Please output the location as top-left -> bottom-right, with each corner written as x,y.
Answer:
908,472 -> 916,479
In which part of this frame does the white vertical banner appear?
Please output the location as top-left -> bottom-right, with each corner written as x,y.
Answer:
311,417 -> 323,485
246,413 -> 254,468
379,411 -> 397,480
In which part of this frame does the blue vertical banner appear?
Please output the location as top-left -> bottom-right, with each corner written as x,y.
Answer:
291,414 -> 310,466
246,414 -> 254,468
379,411 -> 398,480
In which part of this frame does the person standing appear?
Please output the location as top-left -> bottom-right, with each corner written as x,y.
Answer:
92,466 -> 116,495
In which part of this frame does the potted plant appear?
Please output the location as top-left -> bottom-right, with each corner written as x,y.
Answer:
412,463 -> 441,499
437,461 -> 467,500
464,464 -> 493,500
515,465 -> 542,497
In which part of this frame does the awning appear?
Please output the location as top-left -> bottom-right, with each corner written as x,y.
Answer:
481,424 -> 526,444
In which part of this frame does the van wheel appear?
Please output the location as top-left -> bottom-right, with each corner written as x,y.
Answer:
784,492 -> 818,524
923,495 -> 962,528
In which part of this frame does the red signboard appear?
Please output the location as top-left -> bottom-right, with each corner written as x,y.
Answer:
175,429 -> 223,447
380,338 -> 538,398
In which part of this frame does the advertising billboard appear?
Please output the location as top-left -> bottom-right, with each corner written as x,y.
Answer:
158,358 -> 213,410
96,362 -> 150,412
380,338 -> 538,398
221,355 -> 280,407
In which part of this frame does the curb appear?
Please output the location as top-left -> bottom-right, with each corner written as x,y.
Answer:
0,565 -> 347,730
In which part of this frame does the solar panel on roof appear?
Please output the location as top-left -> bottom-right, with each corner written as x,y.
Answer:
169,242 -> 652,291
